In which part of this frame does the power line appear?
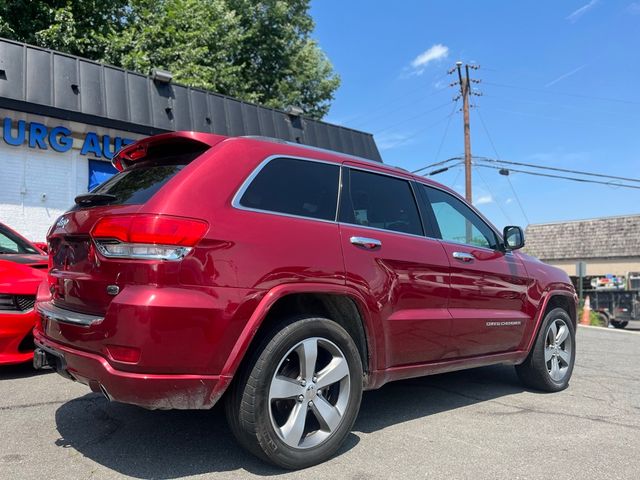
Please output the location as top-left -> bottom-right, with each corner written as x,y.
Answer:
411,155 -> 461,174
389,106 -> 460,147
348,76 -> 450,127
483,81 -> 640,106
473,156 -> 640,184
474,166 -> 513,224
474,109 -> 529,224
475,164 -> 640,190
373,100 -> 453,135
476,109 -> 501,158
504,175 -> 530,225
481,93 -> 640,117
450,164 -> 463,188
432,99 -> 459,164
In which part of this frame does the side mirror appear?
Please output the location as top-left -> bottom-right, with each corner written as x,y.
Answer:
503,226 -> 525,250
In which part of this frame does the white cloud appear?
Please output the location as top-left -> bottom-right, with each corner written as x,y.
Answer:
566,0 -> 599,22
434,79 -> 447,89
376,132 -> 414,150
409,44 -> 449,76
475,194 -> 494,205
505,198 -> 514,205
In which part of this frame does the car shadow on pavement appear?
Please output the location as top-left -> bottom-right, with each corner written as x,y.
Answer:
354,364 -> 525,434
54,364 -> 525,478
0,362 -> 52,380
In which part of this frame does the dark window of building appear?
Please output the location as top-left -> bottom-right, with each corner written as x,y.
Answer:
422,185 -> 498,249
88,159 -> 117,191
239,158 -> 340,221
341,169 -> 423,236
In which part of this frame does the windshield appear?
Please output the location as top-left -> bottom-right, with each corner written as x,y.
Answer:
0,225 -> 39,254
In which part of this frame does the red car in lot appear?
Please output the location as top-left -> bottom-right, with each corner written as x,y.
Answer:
33,132 -> 577,468
0,223 -> 47,365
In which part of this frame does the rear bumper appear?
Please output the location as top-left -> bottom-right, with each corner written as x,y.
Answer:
33,331 -> 231,410
0,309 -> 37,365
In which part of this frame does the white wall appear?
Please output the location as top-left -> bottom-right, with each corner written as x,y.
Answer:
0,142 -> 79,241
0,110 -> 142,242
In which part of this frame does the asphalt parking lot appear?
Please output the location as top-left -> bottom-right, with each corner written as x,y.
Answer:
1,325 -> 639,480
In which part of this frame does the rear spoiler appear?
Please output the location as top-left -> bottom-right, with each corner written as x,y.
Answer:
112,131 -> 228,171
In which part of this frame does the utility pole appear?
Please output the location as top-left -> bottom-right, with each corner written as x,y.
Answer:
448,62 -> 481,204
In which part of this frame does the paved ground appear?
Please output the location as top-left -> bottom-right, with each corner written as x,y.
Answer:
1,326 -> 639,480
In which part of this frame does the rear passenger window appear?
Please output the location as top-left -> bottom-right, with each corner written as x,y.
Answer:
341,169 -> 423,236
239,158 -> 340,221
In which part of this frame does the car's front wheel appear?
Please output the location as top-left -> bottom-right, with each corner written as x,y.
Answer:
515,307 -> 576,392
225,315 -> 363,469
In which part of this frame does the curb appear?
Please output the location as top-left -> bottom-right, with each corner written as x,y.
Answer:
578,324 -> 640,335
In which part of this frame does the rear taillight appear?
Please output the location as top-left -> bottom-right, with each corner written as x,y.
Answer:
91,214 -> 208,261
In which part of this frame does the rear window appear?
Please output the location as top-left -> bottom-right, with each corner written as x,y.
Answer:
89,163 -> 186,206
238,157 -> 340,221
74,141 -> 209,209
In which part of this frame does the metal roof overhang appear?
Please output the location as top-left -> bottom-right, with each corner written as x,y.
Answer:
0,37 -> 382,162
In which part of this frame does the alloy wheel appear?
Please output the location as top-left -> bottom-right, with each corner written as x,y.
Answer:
544,318 -> 573,382
268,337 -> 351,449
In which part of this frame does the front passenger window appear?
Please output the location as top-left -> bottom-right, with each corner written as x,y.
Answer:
422,185 -> 498,249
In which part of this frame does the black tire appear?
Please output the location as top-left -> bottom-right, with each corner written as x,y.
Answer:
515,307 -> 576,392
225,315 -> 363,469
611,320 -> 628,329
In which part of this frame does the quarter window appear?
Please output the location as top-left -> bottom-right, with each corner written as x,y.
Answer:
341,169 -> 423,236
422,185 -> 498,249
239,157 -> 340,221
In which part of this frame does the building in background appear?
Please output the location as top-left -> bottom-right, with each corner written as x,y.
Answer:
525,214 -> 640,278
0,38 -> 380,241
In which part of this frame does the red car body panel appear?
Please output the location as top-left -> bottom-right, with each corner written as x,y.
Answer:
33,132 -> 577,408
0,222 -> 48,365
0,259 -> 46,365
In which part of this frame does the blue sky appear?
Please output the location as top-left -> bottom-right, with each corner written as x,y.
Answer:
310,0 -> 640,229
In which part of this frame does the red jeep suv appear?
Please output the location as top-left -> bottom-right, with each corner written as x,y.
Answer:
34,132 -> 577,469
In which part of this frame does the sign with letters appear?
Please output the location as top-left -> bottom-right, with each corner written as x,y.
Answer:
2,117 -> 136,159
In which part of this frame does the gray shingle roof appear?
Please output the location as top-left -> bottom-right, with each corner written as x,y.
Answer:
524,214 -> 640,261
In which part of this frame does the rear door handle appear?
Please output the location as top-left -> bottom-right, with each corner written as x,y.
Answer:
350,236 -> 382,249
452,251 -> 475,262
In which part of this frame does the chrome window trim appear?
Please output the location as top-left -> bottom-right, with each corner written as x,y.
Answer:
337,221 -> 433,241
231,154 -> 342,224
344,163 -> 415,181
239,135 -> 403,170
230,154 -> 470,242
231,153 -> 515,253
335,166 -> 344,222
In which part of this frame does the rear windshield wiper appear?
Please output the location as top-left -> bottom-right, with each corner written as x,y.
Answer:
74,193 -> 118,206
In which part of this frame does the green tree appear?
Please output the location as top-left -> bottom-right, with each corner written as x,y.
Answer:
0,0 -> 339,118
0,1 -> 128,59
